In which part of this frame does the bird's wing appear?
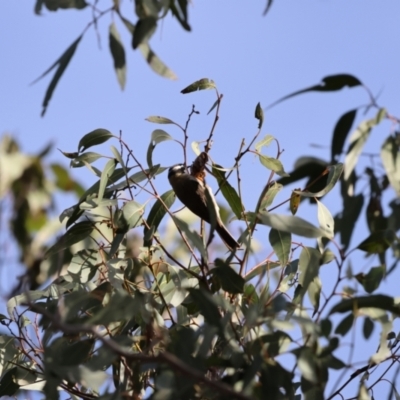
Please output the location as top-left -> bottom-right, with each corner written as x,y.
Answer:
175,176 -> 211,222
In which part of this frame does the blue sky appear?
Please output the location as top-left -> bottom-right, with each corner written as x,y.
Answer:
1,0 -> 400,398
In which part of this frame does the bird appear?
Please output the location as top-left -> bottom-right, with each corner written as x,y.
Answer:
168,164 -> 239,251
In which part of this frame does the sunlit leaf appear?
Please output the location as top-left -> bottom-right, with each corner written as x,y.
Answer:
289,189 -> 301,215
145,116 -> 177,124
255,135 -> 274,153
257,212 -> 324,238
316,199 -> 334,239
381,135 -> 400,197
70,152 -> 103,168
259,154 -> 289,177
147,129 -> 173,168
181,78 -> 216,94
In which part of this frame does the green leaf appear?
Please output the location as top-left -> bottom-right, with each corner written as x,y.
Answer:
147,129 -> 173,168
181,78 -> 216,94
344,108 -> 386,180
172,216 -> 207,259
334,313 -> 354,336
0,367 -> 19,397
144,190 -> 176,247
78,129 -> 114,153
381,135 -> 400,197
70,151 -> 103,167
32,35 -> 83,116
329,294 -> 400,315
45,220 -> 94,257
294,163 -> 343,198
331,109 -> 357,163
258,154 -> 289,177
255,135 -> 274,153
145,116 -> 177,124
363,317 -> 374,339
119,15 -> 177,80
212,164 -> 243,219
267,74 -> 362,110
308,277 -> 322,316
43,0 -> 87,10
138,43 -> 177,80
257,212 -> 324,238
254,102 -> 264,129
316,199 -> 334,239
109,23 -> 126,90
122,200 -> 145,230
355,266 -> 385,293
357,229 -> 397,254
269,229 -> 291,266
256,181 -> 282,211
170,0 -> 191,31
295,247 -> 321,305
188,289 -> 221,327
132,17 -> 157,49
212,259 -> 245,295
98,158 -> 118,201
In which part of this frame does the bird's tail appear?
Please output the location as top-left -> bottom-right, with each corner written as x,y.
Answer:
216,223 -> 240,251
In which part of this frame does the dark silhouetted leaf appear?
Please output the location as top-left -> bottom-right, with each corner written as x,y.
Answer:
330,294 -> 400,315
331,109 -> 357,163
44,0 -> 87,11
212,164 -> 242,219
212,259 -> 245,295
363,317 -> 374,339
355,266 -> 385,293
267,74 -> 362,110
294,163 -> 343,198
170,0 -> 191,31
0,367 -> 19,396
263,0 -> 274,15
357,229 -> 397,254
78,129 -> 114,153
335,313 -> 354,336
144,190 -> 176,246
109,23 -> 126,90
32,35 -> 83,116
255,102 -> 264,129
133,17 -> 157,49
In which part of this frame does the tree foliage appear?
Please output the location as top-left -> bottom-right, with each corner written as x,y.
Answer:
2,75 -> 400,399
